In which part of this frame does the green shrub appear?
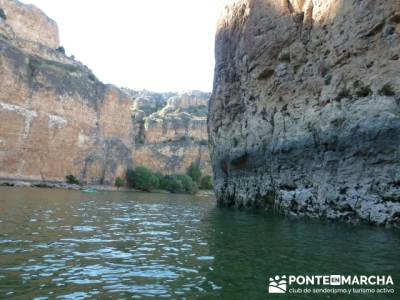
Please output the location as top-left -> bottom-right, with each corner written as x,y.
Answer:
114,177 -> 124,188
126,168 -> 135,187
160,174 -> 198,194
187,163 -> 202,184
126,167 -> 199,194
126,166 -> 159,191
153,172 -> 164,186
379,84 -> 395,96
186,105 -> 207,116
0,8 -> 6,20
198,139 -> 208,146
126,169 -> 134,187
56,46 -> 66,55
88,72 -> 97,82
355,85 -> 372,98
200,176 -> 213,190
335,89 -> 351,101
177,174 -> 198,194
160,175 -> 183,193
324,74 -> 332,85
65,175 -> 79,185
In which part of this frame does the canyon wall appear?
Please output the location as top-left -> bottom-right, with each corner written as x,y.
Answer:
0,0 -> 59,48
0,0 -> 211,185
209,0 -> 400,226
0,0 -> 134,185
130,90 -> 212,175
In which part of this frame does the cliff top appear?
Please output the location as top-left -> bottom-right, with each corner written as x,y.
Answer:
0,0 -> 59,48
130,90 -> 210,122
0,0 -> 212,110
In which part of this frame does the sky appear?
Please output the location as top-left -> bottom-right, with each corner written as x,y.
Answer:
21,0 -> 218,93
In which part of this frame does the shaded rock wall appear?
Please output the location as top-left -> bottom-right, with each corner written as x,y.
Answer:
209,0 -> 400,226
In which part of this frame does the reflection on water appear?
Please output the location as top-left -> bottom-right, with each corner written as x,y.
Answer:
0,187 -> 399,299
0,188 -> 216,299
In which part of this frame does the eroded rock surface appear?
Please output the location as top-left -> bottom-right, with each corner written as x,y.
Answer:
0,38 -> 134,184
0,0 -> 211,184
209,0 -> 400,226
0,0 -> 132,185
0,0 -> 59,48
130,90 -> 212,175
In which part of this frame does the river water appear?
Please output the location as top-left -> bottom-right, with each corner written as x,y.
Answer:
0,187 -> 399,299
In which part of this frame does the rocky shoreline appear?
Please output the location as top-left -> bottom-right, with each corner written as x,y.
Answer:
1,179 -> 80,190
0,179 -> 215,196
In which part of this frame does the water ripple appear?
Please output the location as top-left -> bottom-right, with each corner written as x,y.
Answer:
0,189 -> 217,298
1,187 -> 398,300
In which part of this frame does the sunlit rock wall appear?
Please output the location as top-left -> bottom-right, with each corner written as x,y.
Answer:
0,0 -> 59,48
0,0 -> 134,184
130,90 -> 212,175
0,0 -> 213,184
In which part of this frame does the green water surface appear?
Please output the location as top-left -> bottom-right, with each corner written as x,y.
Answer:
0,187 -> 399,299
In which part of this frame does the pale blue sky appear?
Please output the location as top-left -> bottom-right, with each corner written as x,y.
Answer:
21,0 -> 218,92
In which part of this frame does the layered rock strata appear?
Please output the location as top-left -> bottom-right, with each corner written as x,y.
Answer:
209,0 -> 400,226
0,0 -> 132,185
130,90 -> 212,175
0,0 -> 211,185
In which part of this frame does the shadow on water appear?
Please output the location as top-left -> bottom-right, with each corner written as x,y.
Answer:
208,1 -> 400,297
201,207 -> 400,299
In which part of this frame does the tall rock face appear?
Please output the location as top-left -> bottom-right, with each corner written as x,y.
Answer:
0,0 -> 212,185
209,0 -> 400,226
0,0 -> 59,48
0,0 -> 134,185
130,90 -> 212,175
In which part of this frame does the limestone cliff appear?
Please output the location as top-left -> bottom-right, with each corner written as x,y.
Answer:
0,0 -> 133,185
0,0 -> 211,185
0,0 -> 59,48
209,0 -> 400,226
130,90 -> 212,175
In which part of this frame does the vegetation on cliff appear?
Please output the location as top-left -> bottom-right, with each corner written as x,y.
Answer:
129,90 -> 212,177
65,175 -> 79,185
0,0 -> 213,189
126,164 -> 212,195
200,175 -> 213,190
187,163 -> 202,184
114,177 -> 125,188
0,8 -> 6,20
126,167 -> 160,192
160,174 -> 199,195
